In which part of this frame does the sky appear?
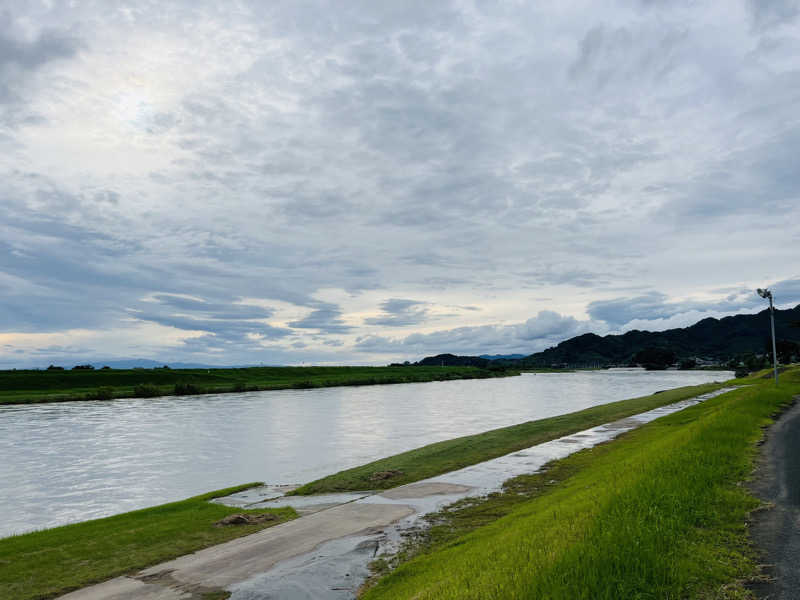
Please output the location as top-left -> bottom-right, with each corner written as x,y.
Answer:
1,0 -> 799,368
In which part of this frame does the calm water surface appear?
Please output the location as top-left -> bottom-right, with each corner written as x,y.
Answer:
0,369 -> 731,537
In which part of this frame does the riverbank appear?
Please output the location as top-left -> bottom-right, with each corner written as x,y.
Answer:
1,376 -> 738,600
361,367 -> 800,599
0,365 -> 516,405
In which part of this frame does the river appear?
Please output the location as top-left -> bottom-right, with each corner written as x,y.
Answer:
0,369 -> 731,538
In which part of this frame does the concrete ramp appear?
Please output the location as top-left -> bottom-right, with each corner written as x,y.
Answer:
58,502 -> 413,599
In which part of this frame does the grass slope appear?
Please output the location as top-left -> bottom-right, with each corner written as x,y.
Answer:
0,365 -> 512,405
292,380 -> 731,494
363,369 -> 800,600
0,484 -> 296,600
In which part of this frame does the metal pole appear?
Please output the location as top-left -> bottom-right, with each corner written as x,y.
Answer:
769,295 -> 778,384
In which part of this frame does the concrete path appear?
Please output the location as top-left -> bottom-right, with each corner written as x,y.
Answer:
747,396 -> 800,600
58,502 -> 416,600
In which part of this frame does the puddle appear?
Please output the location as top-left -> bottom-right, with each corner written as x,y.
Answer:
229,533 -> 382,599
213,484 -> 299,508
216,491 -> 371,516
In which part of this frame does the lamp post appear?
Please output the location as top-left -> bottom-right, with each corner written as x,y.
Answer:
757,288 -> 778,384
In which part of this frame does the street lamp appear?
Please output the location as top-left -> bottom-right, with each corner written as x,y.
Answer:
757,288 -> 778,384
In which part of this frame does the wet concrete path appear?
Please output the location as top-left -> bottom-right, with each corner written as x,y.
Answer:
58,388 -> 735,600
747,396 -> 800,600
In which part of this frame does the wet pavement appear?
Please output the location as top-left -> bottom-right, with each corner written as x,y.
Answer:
58,387 -> 736,600
747,396 -> 800,600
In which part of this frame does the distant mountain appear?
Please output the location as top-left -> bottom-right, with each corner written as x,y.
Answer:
514,305 -> 800,368
416,305 -> 800,370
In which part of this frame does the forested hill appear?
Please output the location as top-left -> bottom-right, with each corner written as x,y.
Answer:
417,305 -> 800,369
515,304 -> 800,368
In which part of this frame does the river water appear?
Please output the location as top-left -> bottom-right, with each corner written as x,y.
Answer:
0,369 -> 731,538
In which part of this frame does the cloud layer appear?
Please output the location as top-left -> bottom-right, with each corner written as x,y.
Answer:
0,1 -> 798,367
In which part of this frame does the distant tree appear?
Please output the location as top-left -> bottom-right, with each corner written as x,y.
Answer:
776,340 -> 799,364
742,353 -> 766,371
46,365 -> 64,370
632,347 -> 677,370
678,358 -> 696,370
101,365 -> 111,370
133,383 -> 161,397
72,364 -> 95,370
416,354 -> 490,368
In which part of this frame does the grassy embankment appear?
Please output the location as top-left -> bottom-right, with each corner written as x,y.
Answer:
0,365 -> 514,405
291,379 -> 732,494
361,368 -> 800,599
0,484 -> 296,600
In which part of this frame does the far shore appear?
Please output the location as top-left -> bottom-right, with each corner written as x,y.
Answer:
0,364 -> 519,406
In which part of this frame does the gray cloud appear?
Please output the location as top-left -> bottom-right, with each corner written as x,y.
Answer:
588,278 -> 800,329
356,311 -> 599,357
130,293 -> 289,343
587,292 -> 677,327
148,294 -> 274,321
747,0 -> 800,30
0,12 -> 82,125
364,298 -> 429,327
0,27 -> 81,73
288,303 -> 353,334
569,24 -> 688,90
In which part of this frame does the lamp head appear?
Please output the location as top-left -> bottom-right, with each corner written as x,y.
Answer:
757,288 -> 772,299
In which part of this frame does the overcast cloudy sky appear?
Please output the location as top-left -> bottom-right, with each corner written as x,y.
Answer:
1,1 -> 799,367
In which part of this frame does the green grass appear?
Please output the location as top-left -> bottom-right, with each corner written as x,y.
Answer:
362,368 -> 800,600
0,483 -> 296,600
291,381 -> 731,495
0,365 -> 515,405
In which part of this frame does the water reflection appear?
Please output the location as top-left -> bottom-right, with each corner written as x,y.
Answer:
0,369 -> 730,537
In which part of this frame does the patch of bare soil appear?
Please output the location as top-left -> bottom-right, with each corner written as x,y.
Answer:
214,513 -> 277,527
369,470 -> 403,481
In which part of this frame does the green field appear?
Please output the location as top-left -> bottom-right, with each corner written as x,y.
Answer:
0,484 -> 295,600
291,380 -> 732,495
361,368 -> 800,599
0,365 -> 515,405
